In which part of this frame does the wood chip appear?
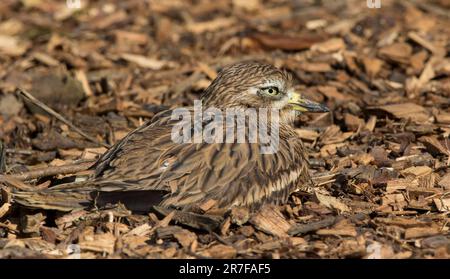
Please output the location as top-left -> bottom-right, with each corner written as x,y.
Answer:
296,129 -> 320,141
344,113 -> 364,131
20,213 -> 45,234
249,32 -> 323,51
375,217 -> 431,228
361,57 -> 383,78
2,0 -> 449,260
435,112 -> 450,124
364,115 -> 377,132
378,42 -> 412,64
32,52 -> 59,66
198,199 -> 217,213
79,233 -> 116,254
120,53 -> 174,70
419,136 -> 450,156
173,229 -> 197,248
316,227 -> 357,237
230,206 -> 250,226
317,86 -> 352,101
438,173 -> 450,189
288,216 -> 337,236
433,198 -> 450,212
114,30 -> 149,45
219,216 -> 231,235
408,31 -> 444,55
91,10 -> 128,29
187,18 -> 236,34
401,166 -> 433,178
311,38 -> 345,53
200,244 -> 236,259
298,62 -> 332,73
404,227 -> 441,239
153,206 -> 222,232
124,223 -> 153,237
315,189 -> 350,213
249,204 -> 290,238
0,203 -> 11,219
0,35 -> 29,56
386,178 -> 416,193
370,103 -> 430,123
232,0 -> 261,12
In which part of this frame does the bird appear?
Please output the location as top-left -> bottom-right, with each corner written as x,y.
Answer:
11,61 -> 328,213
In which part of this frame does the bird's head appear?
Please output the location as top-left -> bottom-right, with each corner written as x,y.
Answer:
201,61 -> 328,122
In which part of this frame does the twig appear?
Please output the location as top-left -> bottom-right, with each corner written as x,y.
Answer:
16,88 -> 110,148
11,160 -> 95,181
312,172 -> 339,179
288,216 -> 338,236
0,141 -> 5,174
5,148 -> 34,155
312,172 -> 338,186
316,179 -> 336,186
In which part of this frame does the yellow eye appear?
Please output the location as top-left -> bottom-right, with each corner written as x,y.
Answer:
263,87 -> 279,96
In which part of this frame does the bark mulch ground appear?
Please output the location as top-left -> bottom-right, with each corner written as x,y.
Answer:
0,0 -> 449,258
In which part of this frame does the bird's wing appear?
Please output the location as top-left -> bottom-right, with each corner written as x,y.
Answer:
91,109 -> 175,186
158,139 -> 311,210
84,108 -> 311,210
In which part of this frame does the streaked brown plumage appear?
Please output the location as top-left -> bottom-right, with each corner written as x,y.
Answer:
12,61 -> 328,212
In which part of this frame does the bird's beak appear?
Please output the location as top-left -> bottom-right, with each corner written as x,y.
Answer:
288,92 -> 329,112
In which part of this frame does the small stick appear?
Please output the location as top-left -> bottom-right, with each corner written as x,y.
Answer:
11,160 -> 95,181
16,88 -> 110,148
5,148 -> 34,155
0,141 -> 5,173
316,179 -> 336,186
312,172 -> 338,179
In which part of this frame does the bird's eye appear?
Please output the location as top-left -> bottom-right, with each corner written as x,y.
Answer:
262,87 -> 279,96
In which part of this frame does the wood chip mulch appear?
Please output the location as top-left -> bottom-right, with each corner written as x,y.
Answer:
0,0 -> 449,259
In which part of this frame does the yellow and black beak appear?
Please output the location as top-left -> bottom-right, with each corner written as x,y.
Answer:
288,92 -> 329,112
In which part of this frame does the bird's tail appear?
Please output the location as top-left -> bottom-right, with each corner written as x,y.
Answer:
3,177 -> 167,212
12,188 -> 93,211
4,178 -> 96,212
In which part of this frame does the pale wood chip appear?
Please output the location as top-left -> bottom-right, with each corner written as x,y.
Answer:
371,103 -> 430,123
315,189 -> 350,213
404,227 -> 441,239
401,166 -> 433,177
200,244 -> 236,259
32,52 -> 59,66
121,53 -> 174,70
249,204 -> 290,238
0,203 -> 11,219
311,38 -> 345,53
187,18 -> 236,34
79,233 -> 116,254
